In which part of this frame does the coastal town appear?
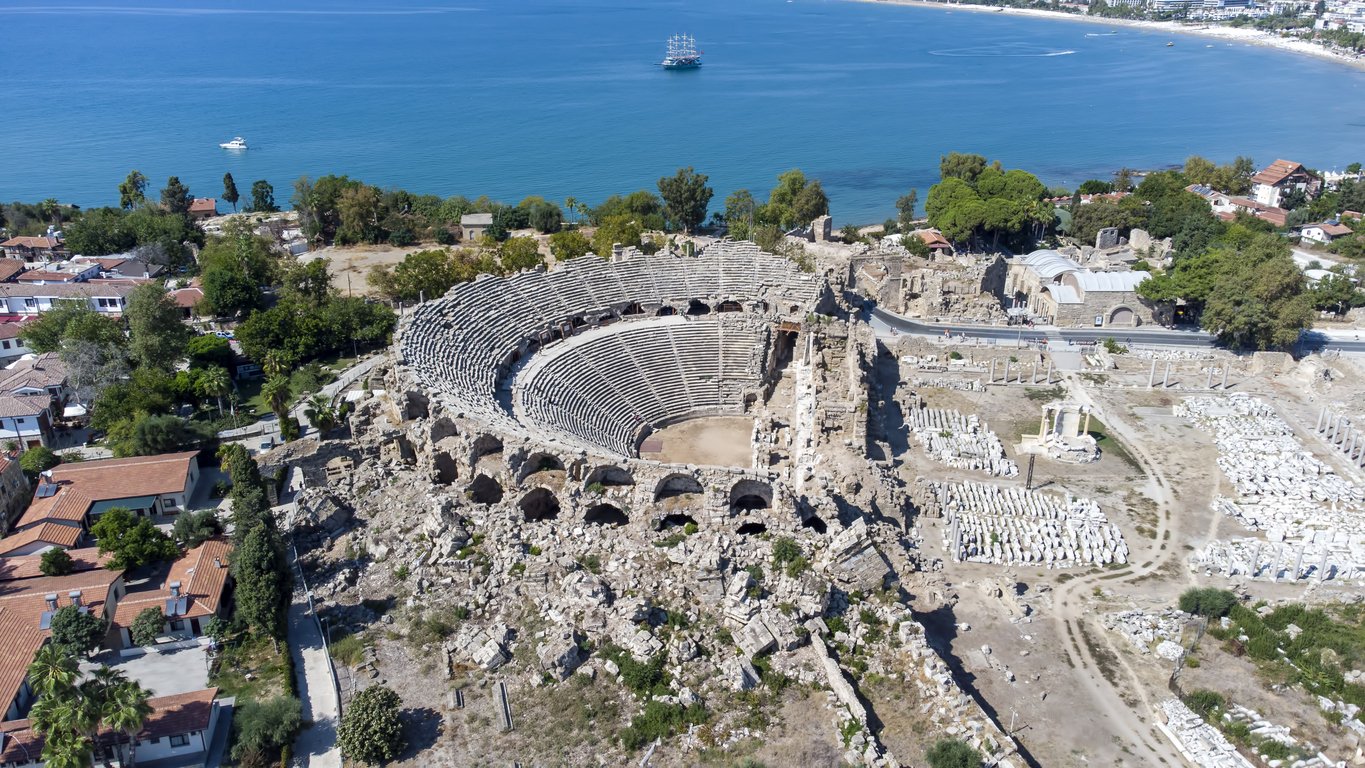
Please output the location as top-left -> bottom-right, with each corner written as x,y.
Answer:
0,150 -> 1362,768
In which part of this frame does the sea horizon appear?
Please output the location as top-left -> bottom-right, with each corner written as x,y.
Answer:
2,0 -> 1363,224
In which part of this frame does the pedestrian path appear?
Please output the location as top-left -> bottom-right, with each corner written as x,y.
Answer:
289,557 -> 341,768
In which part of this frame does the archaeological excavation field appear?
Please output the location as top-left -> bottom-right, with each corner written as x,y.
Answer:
271,236 -> 1365,768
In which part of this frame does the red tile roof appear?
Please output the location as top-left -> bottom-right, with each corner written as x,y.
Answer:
0,687 -> 219,763
16,452 -> 198,529
0,262 -> 26,283
1251,159 -> 1307,187
113,539 -> 233,626
0,237 -> 59,250
0,282 -> 139,300
171,286 -> 205,309
189,198 -> 217,214
1312,222 -> 1354,237
0,607 -> 46,726
0,322 -> 28,341
0,352 -> 66,394
0,548 -> 109,583
0,394 -> 50,419
0,522 -> 82,556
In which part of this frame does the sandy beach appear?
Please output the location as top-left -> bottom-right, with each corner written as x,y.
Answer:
851,0 -> 1365,71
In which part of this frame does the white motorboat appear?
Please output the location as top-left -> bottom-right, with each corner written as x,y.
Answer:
219,136 -> 248,150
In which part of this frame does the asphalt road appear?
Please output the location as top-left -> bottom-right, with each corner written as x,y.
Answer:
868,307 -> 1365,355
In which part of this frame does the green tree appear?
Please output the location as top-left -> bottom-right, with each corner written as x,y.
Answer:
337,184 -> 385,244
124,413 -> 211,456
40,548 -> 75,577
19,446 -> 60,476
1076,179 -> 1114,195
1199,237 -> 1313,350
499,236 -> 543,273
657,167 -> 714,233
19,301 -> 117,354
119,171 -> 149,210
233,522 -> 289,639
103,677 -> 153,767
895,188 -> 919,231
591,214 -> 644,259
49,606 -> 106,655
130,607 -> 165,647
90,508 -> 180,569
125,283 -> 189,370
231,696 -> 302,762
1309,272 -> 1365,314
222,173 -> 240,212
517,196 -> 563,234
171,509 -> 223,549
1178,587 -> 1237,618
338,685 -> 407,765
249,180 -> 278,213
723,189 -> 757,239
160,176 -> 192,215
548,230 -> 592,262
939,152 -> 991,183
198,221 -> 278,317
304,394 -> 338,432
186,335 -> 234,369
279,257 -> 333,306
925,737 -> 982,768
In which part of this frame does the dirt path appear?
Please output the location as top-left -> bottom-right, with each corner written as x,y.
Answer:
1046,373 -> 1187,766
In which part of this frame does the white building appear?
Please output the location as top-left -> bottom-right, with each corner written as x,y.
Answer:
1301,221 -> 1354,244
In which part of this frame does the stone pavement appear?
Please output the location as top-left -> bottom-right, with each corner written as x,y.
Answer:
289,560 -> 341,768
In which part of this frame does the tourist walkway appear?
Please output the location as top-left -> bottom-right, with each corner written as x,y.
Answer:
218,351 -> 387,442
289,553 -> 342,768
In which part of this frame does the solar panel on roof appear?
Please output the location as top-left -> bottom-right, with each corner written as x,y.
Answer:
35,484 -> 57,498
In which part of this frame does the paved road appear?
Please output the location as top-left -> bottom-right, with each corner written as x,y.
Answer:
869,307 -> 1365,355
288,555 -> 342,768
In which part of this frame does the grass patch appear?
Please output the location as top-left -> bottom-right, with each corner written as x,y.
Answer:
329,630 -> 371,667
1024,384 -> 1066,402
1087,416 -> 1140,470
210,632 -> 292,702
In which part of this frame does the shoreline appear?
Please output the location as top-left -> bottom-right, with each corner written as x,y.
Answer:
850,0 -> 1365,72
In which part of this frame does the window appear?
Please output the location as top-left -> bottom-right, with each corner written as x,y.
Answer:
1,341 -> 8,349
170,734 -> 190,748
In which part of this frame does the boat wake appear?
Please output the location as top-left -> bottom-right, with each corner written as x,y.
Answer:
930,44 -> 1077,57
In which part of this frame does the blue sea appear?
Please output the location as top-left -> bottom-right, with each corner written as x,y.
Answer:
1,0 -> 1363,224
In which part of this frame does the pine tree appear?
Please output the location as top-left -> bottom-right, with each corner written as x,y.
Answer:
222,173 -> 240,212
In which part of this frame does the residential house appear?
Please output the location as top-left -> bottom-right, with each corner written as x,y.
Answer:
0,324 -> 34,366
1224,197 -> 1290,228
0,559 -> 126,721
169,282 -> 206,320
112,538 -> 233,647
1251,159 -> 1320,208
12,451 -> 201,536
460,213 -> 493,242
907,228 -> 955,257
0,457 -> 29,535
1301,220 -> 1354,244
12,261 -> 101,285
0,282 -> 141,317
0,262 -> 26,284
0,238 -> 67,265
73,254 -> 164,280
0,522 -> 83,557
0,353 -> 70,408
0,396 -> 55,451
0,687 -> 224,768
188,198 -> 218,221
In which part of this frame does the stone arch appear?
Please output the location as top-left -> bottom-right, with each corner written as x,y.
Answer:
472,434 -> 503,461
660,512 -> 697,529
469,474 -> 503,505
657,305 -> 676,317
519,452 -> 565,484
623,302 -> 645,316
801,514 -> 828,534
432,452 -> 458,485
654,473 -> 705,501
518,488 -> 560,522
584,465 -> 634,489
716,300 -> 743,313
686,299 -> 711,316
584,503 -> 629,526
730,479 -> 773,512
1109,306 -> 1138,327
737,521 -> 768,536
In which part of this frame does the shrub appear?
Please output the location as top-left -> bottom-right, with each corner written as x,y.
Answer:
131,606 -> 166,646
771,537 -> 800,568
1184,689 -> 1225,719
947,351 -> 963,360
338,685 -> 406,765
601,645 -> 669,698
39,548 -> 74,577
618,700 -> 707,751
1178,587 -> 1238,619
925,737 -> 982,768
18,446 -> 59,476
231,696 -> 302,760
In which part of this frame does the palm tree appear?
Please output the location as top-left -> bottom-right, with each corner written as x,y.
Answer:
102,681 -> 152,768
197,365 -> 232,417
261,350 -> 290,379
261,374 -> 292,422
304,394 -> 337,432
27,644 -> 79,697
39,198 -> 61,228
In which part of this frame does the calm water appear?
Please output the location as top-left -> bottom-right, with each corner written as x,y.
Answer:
2,0 -> 1363,223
